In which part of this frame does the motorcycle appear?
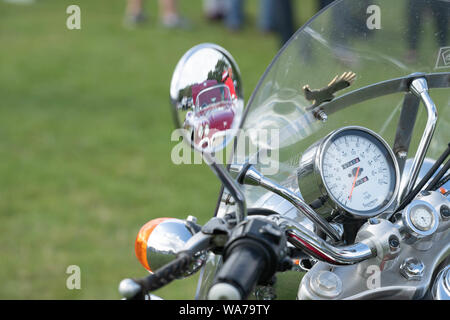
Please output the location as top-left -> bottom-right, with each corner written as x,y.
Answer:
119,0 -> 450,300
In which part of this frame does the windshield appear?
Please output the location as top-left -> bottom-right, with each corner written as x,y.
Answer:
229,0 -> 449,208
199,0 -> 449,299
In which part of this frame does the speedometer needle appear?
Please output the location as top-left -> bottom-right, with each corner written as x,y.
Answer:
348,166 -> 360,200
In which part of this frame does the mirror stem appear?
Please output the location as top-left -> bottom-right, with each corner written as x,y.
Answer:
204,152 -> 247,223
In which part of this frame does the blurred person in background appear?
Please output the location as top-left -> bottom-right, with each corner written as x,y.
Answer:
203,0 -> 227,21
225,0 -> 245,31
224,0 -> 278,33
405,0 -> 449,63
2,0 -> 35,3
273,0 -> 295,46
259,0 -> 277,34
223,0 -> 295,47
124,0 -> 189,28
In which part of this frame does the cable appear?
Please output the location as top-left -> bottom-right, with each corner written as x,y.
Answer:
397,143 -> 450,212
425,158 -> 450,192
431,172 -> 450,191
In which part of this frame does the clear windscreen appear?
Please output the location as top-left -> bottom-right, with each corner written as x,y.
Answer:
234,0 -> 449,207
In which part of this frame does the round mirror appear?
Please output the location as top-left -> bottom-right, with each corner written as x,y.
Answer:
170,43 -> 244,154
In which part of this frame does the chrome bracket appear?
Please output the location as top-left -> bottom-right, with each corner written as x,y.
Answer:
398,78 -> 438,202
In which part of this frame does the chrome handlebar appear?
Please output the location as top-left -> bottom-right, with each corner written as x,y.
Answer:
239,165 -> 342,242
238,165 -> 379,265
273,191 -> 449,266
269,216 -> 376,265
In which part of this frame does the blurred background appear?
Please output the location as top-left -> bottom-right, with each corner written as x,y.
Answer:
0,0 -> 323,299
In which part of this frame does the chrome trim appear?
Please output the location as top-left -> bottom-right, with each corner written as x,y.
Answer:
298,126 -> 400,219
146,219 -> 206,275
272,216 -> 375,265
119,279 -> 142,299
432,265 -> 450,300
399,78 -> 438,201
401,199 -> 440,239
242,165 -> 341,242
298,209 -> 449,300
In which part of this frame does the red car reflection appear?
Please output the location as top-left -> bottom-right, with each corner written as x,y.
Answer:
186,82 -> 236,150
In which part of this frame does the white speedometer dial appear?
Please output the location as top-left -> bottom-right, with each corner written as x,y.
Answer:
320,128 -> 398,216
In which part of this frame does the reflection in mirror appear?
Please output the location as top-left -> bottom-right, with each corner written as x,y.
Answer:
170,43 -> 244,154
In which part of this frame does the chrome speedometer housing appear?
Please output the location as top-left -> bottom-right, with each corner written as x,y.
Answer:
298,126 -> 400,219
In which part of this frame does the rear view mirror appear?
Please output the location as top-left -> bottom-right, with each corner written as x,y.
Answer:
170,43 -> 244,154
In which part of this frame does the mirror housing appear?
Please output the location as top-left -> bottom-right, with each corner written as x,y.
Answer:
170,43 -> 244,154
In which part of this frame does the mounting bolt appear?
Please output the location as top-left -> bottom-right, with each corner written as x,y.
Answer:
310,271 -> 342,298
316,110 -> 328,122
186,215 -> 197,223
396,150 -> 408,159
388,235 -> 400,250
440,205 -> 450,220
400,257 -> 425,281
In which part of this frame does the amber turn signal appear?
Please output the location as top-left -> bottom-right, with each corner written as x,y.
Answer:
135,217 -> 170,272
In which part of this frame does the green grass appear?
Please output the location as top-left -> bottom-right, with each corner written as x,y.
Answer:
0,0 -> 319,299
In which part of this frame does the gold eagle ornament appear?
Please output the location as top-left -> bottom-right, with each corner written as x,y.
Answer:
303,71 -> 356,110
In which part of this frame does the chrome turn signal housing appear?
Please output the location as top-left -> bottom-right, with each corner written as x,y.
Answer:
135,217 -> 203,275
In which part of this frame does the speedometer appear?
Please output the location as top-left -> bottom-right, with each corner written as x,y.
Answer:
298,126 -> 400,219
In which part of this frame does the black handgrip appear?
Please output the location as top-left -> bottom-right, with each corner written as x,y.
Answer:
209,217 -> 286,300
212,239 -> 269,299
125,252 -> 192,299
